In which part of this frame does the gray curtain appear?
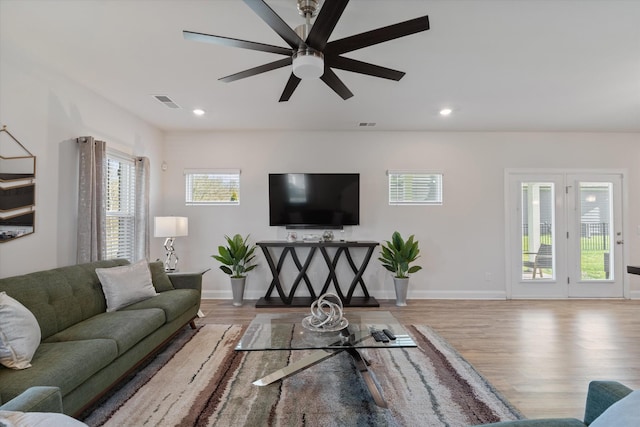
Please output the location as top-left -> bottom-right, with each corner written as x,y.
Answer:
134,157 -> 150,262
77,136 -> 106,263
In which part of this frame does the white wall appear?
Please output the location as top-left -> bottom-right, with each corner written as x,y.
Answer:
0,43 -> 164,277
3,42 -> 639,300
162,131 -> 640,300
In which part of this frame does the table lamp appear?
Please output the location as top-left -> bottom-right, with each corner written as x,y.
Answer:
154,216 -> 188,272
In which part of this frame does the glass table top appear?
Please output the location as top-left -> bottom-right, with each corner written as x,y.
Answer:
235,311 -> 416,351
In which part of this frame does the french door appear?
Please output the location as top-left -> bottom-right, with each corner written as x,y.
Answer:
507,171 -> 625,298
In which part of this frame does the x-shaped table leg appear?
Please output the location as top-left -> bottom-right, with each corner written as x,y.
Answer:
251,332 -> 388,408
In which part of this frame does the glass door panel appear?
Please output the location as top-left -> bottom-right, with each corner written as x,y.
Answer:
578,182 -> 613,281
567,174 -> 623,298
509,173 -> 566,299
521,182 -> 555,281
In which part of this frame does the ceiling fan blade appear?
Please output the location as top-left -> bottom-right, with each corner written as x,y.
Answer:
305,0 -> 349,51
326,56 -> 405,81
219,58 -> 292,83
183,30 -> 292,55
320,67 -> 354,100
279,74 -> 302,102
243,0 -> 304,49
326,15 -> 429,55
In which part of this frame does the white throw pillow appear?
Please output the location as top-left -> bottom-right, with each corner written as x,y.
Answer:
95,260 -> 157,312
589,389 -> 640,427
0,292 -> 41,370
0,410 -> 88,427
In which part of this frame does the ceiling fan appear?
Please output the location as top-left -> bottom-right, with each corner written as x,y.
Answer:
183,0 -> 429,102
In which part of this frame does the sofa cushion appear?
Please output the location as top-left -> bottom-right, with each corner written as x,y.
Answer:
589,389 -> 640,427
95,260 -> 157,312
0,339 -> 117,403
43,309 -> 165,355
0,410 -> 88,427
0,292 -> 41,370
121,289 -> 199,323
148,262 -> 174,292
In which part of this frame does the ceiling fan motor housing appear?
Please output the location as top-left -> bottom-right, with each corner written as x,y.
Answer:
297,0 -> 322,18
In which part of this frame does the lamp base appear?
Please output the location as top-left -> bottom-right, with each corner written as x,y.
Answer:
163,237 -> 179,272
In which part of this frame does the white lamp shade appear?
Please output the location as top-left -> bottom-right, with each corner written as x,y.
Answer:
154,216 -> 188,237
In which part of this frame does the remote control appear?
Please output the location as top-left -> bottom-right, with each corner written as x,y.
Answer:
382,329 -> 396,340
372,330 -> 389,343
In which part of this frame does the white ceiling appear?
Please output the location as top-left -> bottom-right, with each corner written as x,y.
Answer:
1,0 -> 639,132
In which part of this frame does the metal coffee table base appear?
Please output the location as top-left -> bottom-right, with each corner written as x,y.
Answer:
252,346 -> 387,408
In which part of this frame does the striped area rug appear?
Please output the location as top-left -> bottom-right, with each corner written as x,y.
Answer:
84,324 -> 522,427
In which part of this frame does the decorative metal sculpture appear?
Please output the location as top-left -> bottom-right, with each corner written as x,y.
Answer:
302,292 -> 348,331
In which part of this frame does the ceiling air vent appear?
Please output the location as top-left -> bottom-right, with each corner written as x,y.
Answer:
153,95 -> 180,109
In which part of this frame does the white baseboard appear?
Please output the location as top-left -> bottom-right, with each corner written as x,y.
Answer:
201,290 -> 231,299
407,290 -> 508,300
202,289 -> 640,300
628,290 -> 640,299
201,289 -> 508,300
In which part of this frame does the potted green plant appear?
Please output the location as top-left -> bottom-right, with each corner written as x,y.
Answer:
378,231 -> 422,306
212,234 -> 258,306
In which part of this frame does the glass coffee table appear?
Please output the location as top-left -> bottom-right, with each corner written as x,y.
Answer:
235,311 -> 416,407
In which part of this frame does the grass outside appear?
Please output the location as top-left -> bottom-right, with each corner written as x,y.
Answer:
522,236 -> 609,280
580,250 -> 608,280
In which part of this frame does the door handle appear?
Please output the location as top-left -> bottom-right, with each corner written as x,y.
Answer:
616,240 -> 624,245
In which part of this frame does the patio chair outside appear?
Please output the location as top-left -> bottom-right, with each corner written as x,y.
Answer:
523,243 -> 553,279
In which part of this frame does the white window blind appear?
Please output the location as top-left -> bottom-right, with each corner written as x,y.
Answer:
388,171 -> 443,205
105,152 -> 136,260
185,169 -> 240,205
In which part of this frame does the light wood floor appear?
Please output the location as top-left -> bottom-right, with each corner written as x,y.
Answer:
196,299 -> 640,421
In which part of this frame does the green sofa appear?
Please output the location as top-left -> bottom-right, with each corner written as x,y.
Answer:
0,259 -> 202,417
479,381 -> 633,426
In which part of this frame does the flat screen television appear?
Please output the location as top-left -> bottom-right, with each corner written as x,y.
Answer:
269,173 -> 359,229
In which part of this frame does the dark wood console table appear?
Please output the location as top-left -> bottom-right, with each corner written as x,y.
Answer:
256,240 -> 380,308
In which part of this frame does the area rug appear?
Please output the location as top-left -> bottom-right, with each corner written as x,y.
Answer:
82,324 -> 522,427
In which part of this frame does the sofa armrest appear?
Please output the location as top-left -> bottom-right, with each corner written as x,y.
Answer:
0,387 -> 63,413
168,271 -> 205,293
583,381 -> 632,425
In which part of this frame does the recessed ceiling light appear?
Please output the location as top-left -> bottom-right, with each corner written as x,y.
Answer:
439,108 -> 452,116
193,109 -> 205,116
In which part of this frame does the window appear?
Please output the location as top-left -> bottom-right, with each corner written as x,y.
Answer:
388,171 -> 443,205
185,169 -> 240,205
105,151 -> 136,260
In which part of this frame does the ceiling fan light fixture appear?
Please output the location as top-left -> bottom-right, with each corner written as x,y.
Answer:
292,49 -> 324,80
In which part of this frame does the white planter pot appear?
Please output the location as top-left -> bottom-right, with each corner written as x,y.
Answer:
230,277 -> 246,307
393,277 -> 409,307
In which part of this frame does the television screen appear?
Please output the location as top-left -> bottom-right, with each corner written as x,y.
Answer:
269,173 -> 359,229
